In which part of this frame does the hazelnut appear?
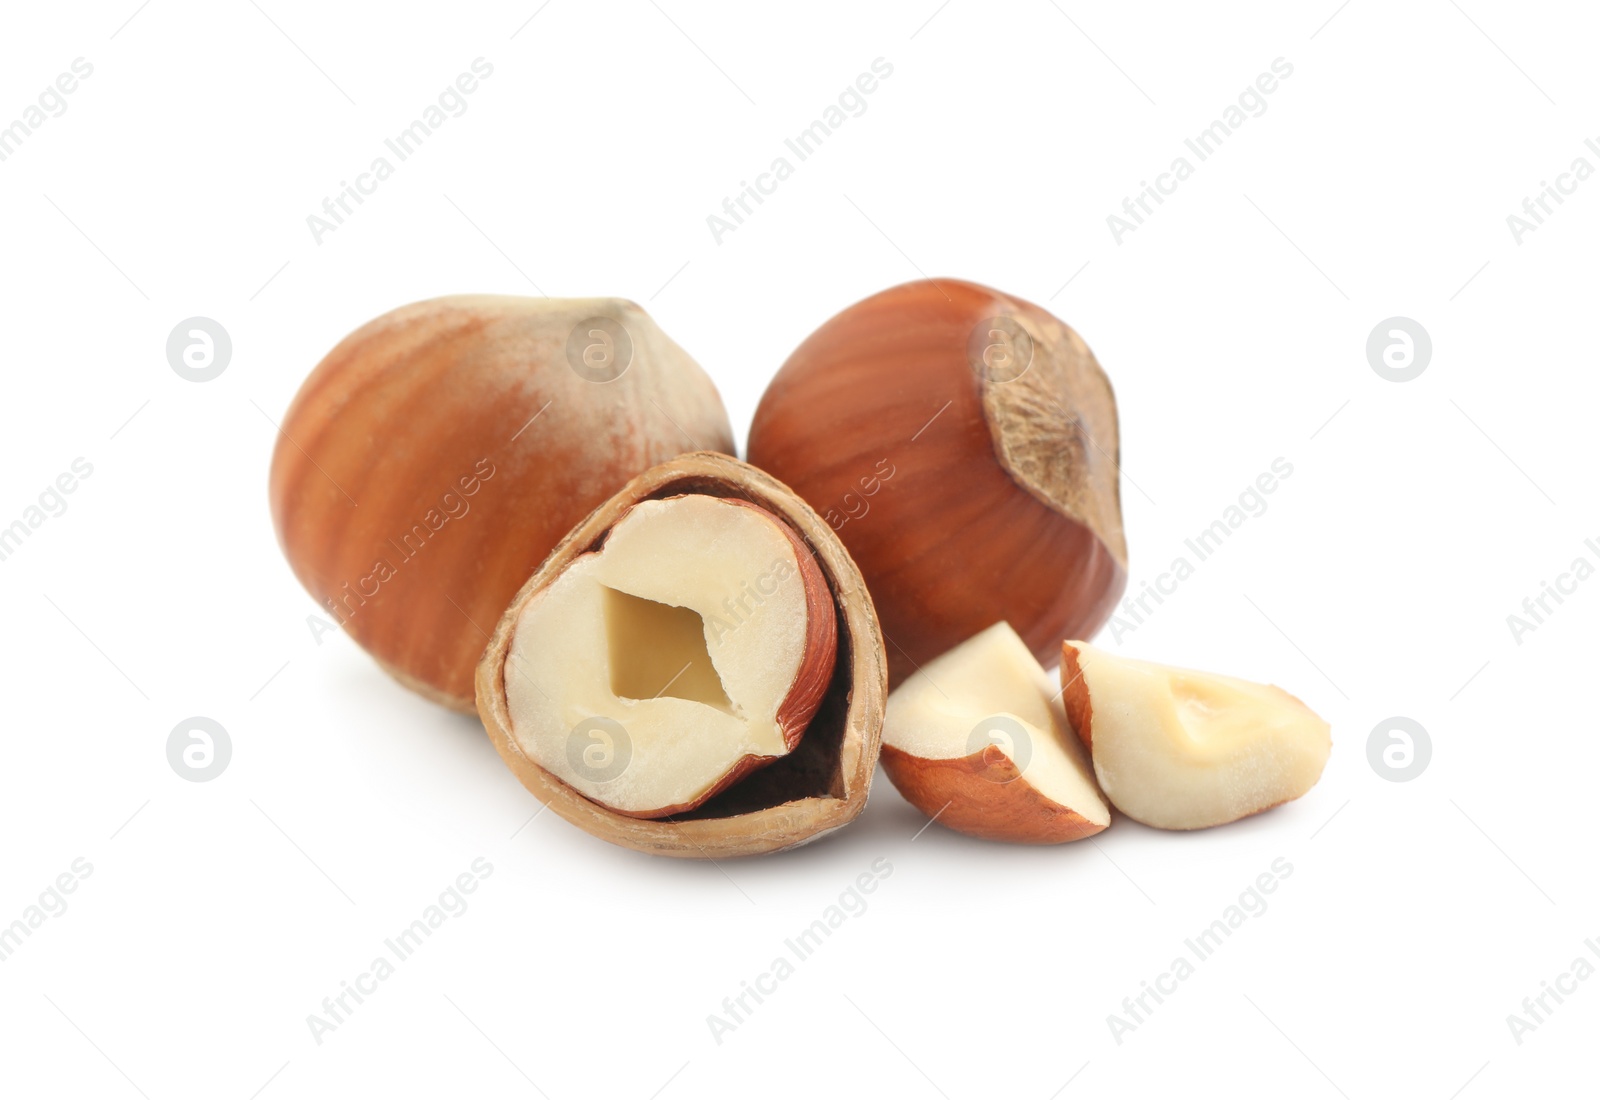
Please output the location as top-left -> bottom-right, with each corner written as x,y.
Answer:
880,622 -> 1108,844
746,278 -> 1128,684
476,452 -> 887,857
1060,641 -> 1332,830
268,295 -> 734,711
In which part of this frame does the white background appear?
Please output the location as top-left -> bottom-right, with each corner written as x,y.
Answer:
1,1 -> 1595,1097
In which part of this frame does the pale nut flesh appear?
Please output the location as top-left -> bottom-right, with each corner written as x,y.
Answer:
1060,641 -> 1332,830
880,622 -> 1109,843
503,493 -> 837,819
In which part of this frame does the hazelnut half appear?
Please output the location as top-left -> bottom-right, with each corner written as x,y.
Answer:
268,295 -> 734,711
1060,641 -> 1332,830
747,279 -> 1128,684
476,452 -> 887,858
880,622 -> 1109,844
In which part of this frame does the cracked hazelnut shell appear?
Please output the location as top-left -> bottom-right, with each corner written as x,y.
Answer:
476,452 -> 887,858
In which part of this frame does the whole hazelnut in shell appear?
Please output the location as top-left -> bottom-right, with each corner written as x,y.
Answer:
746,279 -> 1127,684
269,295 -> 735,711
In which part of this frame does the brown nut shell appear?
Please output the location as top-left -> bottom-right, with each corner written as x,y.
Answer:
268,295 -> 735,712
475,452 -> 888,858
879,744 -> 1107,845
747,278 -> 1127,685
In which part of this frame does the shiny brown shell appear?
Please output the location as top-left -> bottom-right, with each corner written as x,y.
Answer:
268,295 -> 735,710
747,278 -> 1127,684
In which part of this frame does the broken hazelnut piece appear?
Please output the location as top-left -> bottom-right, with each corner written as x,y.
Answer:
1060,642 -> 1332,830
476,452 -> 887,857
880,623 -> 1109,844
